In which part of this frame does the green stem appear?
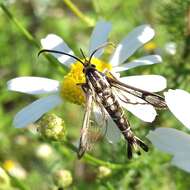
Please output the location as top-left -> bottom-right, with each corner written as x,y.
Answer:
0,3 -> 69,72
29,132 -> 128,171
105,182 -> 115,190
63,140 -> 128,170
0,3 -> 39,47
9,175 -> 30,190
63,0 -> 95,27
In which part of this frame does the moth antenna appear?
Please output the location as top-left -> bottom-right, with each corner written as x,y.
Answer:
38,49 -> 85,66
89,42 -> 115,64
80,48 -> 89,66
80,48 -> 87,61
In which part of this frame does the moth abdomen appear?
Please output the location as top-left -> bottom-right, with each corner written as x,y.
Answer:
86,69 -> 149,158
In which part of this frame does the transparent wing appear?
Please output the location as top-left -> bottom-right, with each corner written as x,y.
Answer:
78,89 -> 120,158
107,76 -> 167,109
112,87 -> 157,123
106,115 -> 122,144
78,90 -> 93,159
93,103 -> 121,144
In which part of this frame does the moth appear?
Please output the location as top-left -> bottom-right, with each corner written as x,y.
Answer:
39,44 -> 167,159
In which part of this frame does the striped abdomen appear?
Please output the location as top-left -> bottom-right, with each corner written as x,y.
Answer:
87,70 -> 148,158
101,88 -> 132,139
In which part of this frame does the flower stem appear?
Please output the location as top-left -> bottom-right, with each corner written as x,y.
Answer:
0,3 -> 69,72
0,3 -> 39,47
9,175 -> 30,190
63,0 -> 95,27
63,140 -> 128,170
29,130 -> 128,171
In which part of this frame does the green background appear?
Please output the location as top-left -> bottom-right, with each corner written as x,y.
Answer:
0,0 -> 190,189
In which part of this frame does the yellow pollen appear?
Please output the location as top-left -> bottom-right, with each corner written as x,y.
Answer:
144,42 -> 157,51
60,58 -> 112,105
3,160 -> 15,171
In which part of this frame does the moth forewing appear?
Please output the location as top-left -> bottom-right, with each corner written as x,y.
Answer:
113,87 -> 148,105
107,76 -> 167,109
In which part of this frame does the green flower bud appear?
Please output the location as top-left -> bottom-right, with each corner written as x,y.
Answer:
53,169 -> 73,188
37,114 -> 66,141
97,166 -> 111,178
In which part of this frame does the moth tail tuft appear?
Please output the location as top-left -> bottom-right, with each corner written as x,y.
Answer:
127,135 -> 148,159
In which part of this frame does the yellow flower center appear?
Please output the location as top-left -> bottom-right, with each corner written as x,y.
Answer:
144,42 -> 157,51
60,58 -> 112,105
3,160 -> 15,171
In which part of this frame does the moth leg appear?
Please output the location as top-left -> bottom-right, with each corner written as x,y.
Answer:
76,82 -> 88,92
108,71 -> 120,80
102,68 -> 109,74
87,80 -> 96,98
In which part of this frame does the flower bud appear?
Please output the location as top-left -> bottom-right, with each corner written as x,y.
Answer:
35,143 -> 53,160
53,169 -> 72,188
97,166 -> 111,178
37,114 -> 66,141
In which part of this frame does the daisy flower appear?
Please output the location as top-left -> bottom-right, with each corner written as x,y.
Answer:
3,160 -> 27,179
8,21 -> 166,142
147,89 -> 190,172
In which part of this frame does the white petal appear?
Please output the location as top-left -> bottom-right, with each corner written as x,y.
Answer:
147,128 -> 190,154
106,115 -> 121,144
110,25 -> 155,66
88,21 -> 112,58
112,55 -> 162,72
123,103 -> 157,122
7,77 -> 59,95
13,94 -> 62,128
119,75 -> 167,92
172,154 -> 190,173
41,34 -> 75,67
164,89 -> 190,129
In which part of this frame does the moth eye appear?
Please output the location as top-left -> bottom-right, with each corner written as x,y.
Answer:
91,64 -> 96,68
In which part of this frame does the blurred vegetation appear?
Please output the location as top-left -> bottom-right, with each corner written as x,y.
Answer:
0,0 -> 190,189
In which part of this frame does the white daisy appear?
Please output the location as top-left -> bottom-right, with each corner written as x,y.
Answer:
147,89 -> 190,172
8,21 -> 166,143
